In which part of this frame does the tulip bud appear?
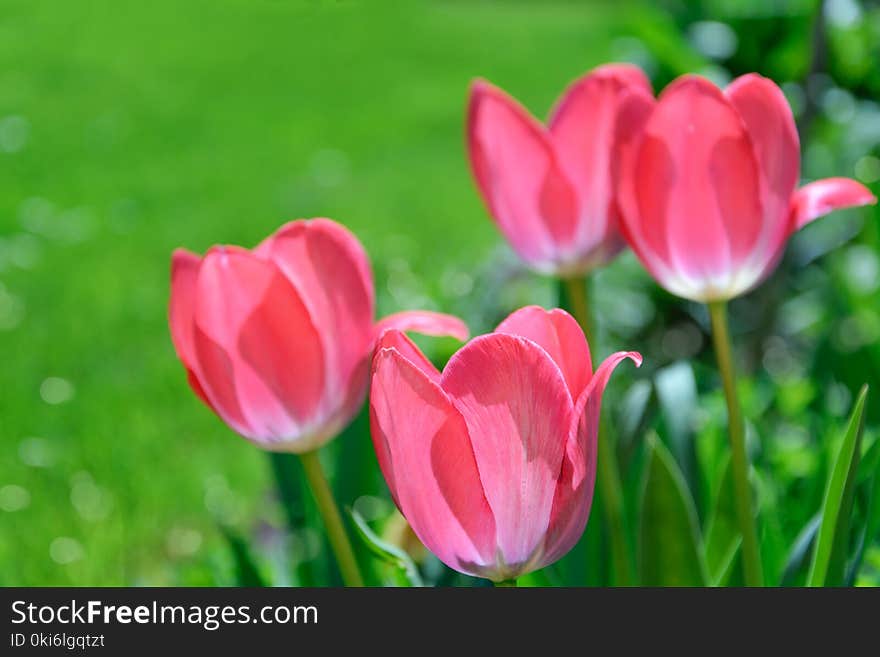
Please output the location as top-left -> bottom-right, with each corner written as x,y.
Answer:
369,305 -> 640,581
467,64 -> 653,276
169,218 -> 468,453
615,73 -> 877,302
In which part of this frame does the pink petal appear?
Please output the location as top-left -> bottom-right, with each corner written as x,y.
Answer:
375,328 -> 441,382
238,270 -> 327,429
632,76 -> 764,298
185,367 -> 215,412
374,310 -> 469,343
597,63 -> 653,92
370,347 -> 496,575
494,306 -> 592,400
614,90 -> 671,280
545,64 -> 653,267
725,74 -> 800,223
543,350 -> 642,564
192,246 -> 325,448
468,79 -> 578,270
169,249 -> 219,414
191,325 -> 253,437
725,74 -> 799,275
256,219 -> 375,423
540,425 -> 598,567
168,248 -> 202,368
440,333 -> 572,569
790,178 -> 877,230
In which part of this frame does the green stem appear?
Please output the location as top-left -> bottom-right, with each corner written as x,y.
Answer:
707,301 -> 763,587
298,450 -> 365,587
563,276 -> 595,346
495,579 -> 517,587
562,276 -> 632,586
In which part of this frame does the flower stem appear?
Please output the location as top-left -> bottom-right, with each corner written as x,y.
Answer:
298,449 -> 365,587
563,276 -> 595,346
707,301 -> 763,587
495,578 -> 517,587
562,276 -> 632,586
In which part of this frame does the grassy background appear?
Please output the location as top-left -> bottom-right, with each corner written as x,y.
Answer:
1,0 -> 878,585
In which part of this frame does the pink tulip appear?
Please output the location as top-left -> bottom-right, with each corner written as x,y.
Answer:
616,73 -> 877,302
169,218 -> 469,453
370,306 -> 641,581
467,64 -> 653,276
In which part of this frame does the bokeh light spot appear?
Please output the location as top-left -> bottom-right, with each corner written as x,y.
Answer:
40,377 -> 75,405
0,484 -> 31,512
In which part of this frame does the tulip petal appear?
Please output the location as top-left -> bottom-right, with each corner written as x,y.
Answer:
725,74 -> 800,224
370,348 -> 496,574
468,80 -> 578,269
614,90 -> 673,280
185,367 -> 214,411
494,306 -> 592,400
237,271 -> 327,428
543,350 -> 642,564
169,248 -> 202,368
541,427 -> 598,566
572,350 -> 642,487
191,325 -> 253,437
256,219 -> 375,417
170,249 -> 217,411
546,65 -> 653,264
193,247 -> 325,446
374,310 -> 469,343
375,328 -> 441,382
632,76 -> 764,298
441,334 -> 572,569
790,178 -> 877,231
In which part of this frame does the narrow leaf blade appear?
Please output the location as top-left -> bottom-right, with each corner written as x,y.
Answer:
806,385 -> 869,587
348,508 -> 423,587
638,434 -> 708,586
704,456 -> 740,585
219,525 -> 267,587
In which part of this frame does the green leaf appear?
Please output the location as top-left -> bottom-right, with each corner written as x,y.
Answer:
348,507 -> 423,587
847,436 -> 880,584
856,435 -> 880,486
807,384 -> 869,587
267,452 -> 318,586
780,513 -> 820,586
333,404 -> 377,506
516,568 -> 559,587
704,456 -> 740,585
756,477 -> 787,586
654,362 -> 699,491
218,525 -> 267,587
638,434 -> 708,586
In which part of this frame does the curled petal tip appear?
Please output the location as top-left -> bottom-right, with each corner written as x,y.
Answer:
627,351 -> 644,368
792,178 -> 878,230
375,311 -> 469,342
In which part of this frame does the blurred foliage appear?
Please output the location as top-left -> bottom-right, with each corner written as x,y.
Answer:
0,0 -> 878,586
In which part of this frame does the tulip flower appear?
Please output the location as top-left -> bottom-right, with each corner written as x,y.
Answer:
169,218 -> 469,586
615,73 -> 876,303
169,218 -> 468,452
468,64 -> 653,584
615,73 -> 877,586
467,64 -> 653,277
370,305 -> 641,584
